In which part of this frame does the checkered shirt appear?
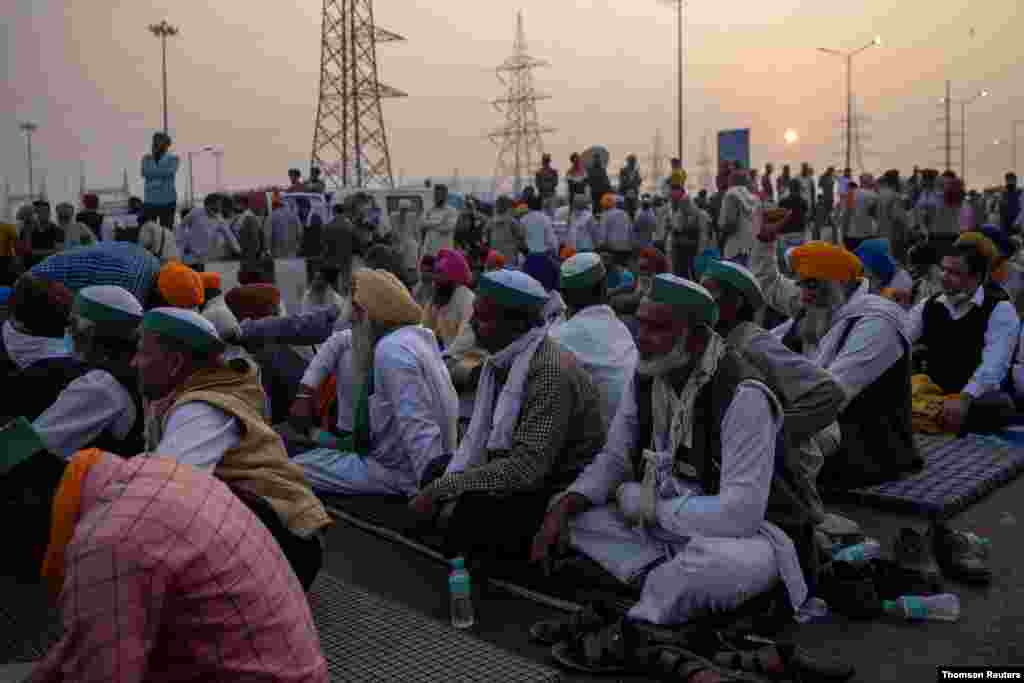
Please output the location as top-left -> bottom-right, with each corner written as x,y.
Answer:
30,453 -> 328,683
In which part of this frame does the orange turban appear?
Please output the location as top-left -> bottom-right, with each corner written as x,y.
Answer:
790,242 -> 864,282
200,271 -> 222,292
352,269 -> 423,329
955,232 -> 1001,268
485,250 -> 506,269
600,193 -> 616,210
559,245 -> 577,261
158,262 -> 205,308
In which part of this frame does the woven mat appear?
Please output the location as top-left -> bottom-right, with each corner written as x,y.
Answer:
840,432 -> 1024,518
310,573 -> 561,682
0,573 -> 561,683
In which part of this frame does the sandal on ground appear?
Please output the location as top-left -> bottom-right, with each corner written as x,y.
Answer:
529,603 -> 615,645
549,618 -> 637,674
649,646 -> 767,682
713,642 -> 854,682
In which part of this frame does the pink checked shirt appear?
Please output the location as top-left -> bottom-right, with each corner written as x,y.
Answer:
31,454 -> 328,683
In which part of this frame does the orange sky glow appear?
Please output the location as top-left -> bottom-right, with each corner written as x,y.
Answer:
4,0 -> 1022,203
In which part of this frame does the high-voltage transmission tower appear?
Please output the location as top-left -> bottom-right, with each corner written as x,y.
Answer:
645,129 -> 666,193
697,132 -> 713,193
488,11 -> 555,195
311,0 -> 407,190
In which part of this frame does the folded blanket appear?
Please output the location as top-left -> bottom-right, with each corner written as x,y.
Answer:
911,374 -> 959,434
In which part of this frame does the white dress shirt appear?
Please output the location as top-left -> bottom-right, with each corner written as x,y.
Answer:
300,329 -> 356,432
33,370 -> 137,459
907,286 -> 1020,398
155,402 -> 241,472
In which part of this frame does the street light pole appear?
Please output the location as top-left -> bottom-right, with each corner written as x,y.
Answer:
941,89 -> 988,185
817,36 -> 881,173
1013,120 -> 1024,176
148,20 -> 179,134
19,122 -> 38,199
188,146 -> 218,206
677,0 -> 684,165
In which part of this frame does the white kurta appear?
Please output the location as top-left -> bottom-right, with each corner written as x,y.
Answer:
295,326 -> 460,496
33,369 -> 137,459
549,305 -> 638,425
564,375 -> 807,626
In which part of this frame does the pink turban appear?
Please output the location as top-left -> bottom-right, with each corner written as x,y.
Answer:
434,248 -> 472,287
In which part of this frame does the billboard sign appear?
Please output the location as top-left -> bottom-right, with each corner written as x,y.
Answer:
717,129 -> 751,171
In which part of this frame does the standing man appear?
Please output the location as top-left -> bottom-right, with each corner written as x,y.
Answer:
536,154 -> 560,211
287,168 -> 305,192
1000,173 -> 1022,234
141,131 -> 180,230
762,163 -> 776,204
587,155 -> 613,217
24,201 -> 64,269
390,198 -> 422,287
818,167 -> 837,241
320,202 -> 357,295
55,202 -> 96,248
619,154 -> 643,219
718,169 -> 761,265
846,174 -> 879,252
421,184 -> 459,259
178,193 -> 223,272
306,167 -> 327,194
76,193 -> 105,241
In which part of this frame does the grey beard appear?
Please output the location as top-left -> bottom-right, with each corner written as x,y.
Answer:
350,317 -> 376,385
800,305 -> 834,350
637,333 -> 692,378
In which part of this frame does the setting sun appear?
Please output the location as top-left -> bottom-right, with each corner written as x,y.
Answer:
784,129 -> 799,144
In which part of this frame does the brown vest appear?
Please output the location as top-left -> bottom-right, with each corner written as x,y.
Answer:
151,359 -> 331,539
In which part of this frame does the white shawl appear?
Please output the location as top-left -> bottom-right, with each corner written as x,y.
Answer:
446,326 -> 548,473
2,321 -> 69,370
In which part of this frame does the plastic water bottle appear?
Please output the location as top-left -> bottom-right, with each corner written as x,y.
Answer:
449,557 -> 475,629
962,532 -> 991,558
882,594 -> 960,622
833,539 -> 882,563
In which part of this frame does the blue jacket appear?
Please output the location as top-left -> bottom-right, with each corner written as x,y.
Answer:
141,153 -> 180,206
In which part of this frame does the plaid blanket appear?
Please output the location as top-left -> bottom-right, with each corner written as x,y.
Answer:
30,243 -> 161,306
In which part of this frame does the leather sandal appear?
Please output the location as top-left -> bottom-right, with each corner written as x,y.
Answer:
713,641 -> 854,682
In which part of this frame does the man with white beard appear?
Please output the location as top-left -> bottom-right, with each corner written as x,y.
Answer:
292,269 -> 460,495
752,218 -> 920,490
528,275 -> 810,672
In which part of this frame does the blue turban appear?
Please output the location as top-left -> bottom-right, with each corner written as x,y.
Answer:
854,238 -> 897,286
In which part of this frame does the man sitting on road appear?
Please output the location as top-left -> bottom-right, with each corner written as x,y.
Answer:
292,269 -> 460,495
1,447 -> 327,682
529,275 -> 807,671
133,307 -> 332,589
752,219 -> 920,490
411,269 -> 605,572
700,260 -> 846,576
907,241 -> 1020,434
551,252 -> 639,424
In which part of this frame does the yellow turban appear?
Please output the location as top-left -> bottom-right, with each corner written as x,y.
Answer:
790,242 -> 864,282
955,232 -> 1001,268
158,262 -> 205,309
352,269 -> 423,329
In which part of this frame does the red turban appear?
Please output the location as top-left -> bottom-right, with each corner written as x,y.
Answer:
638,247 -> 669,274
434,248 -> 472,287
226,284 -> 281,322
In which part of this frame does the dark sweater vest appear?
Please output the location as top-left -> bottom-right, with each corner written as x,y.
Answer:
820,317 -> 921,490
921,285 -> 1007,395
632,350 -> 818,582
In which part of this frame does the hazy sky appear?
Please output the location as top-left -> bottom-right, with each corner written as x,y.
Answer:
4,0 -> 1022,204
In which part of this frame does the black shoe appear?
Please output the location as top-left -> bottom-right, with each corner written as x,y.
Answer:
932,522 -> 992,585
817,561 -> 882,619
892,527 -> 943,593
